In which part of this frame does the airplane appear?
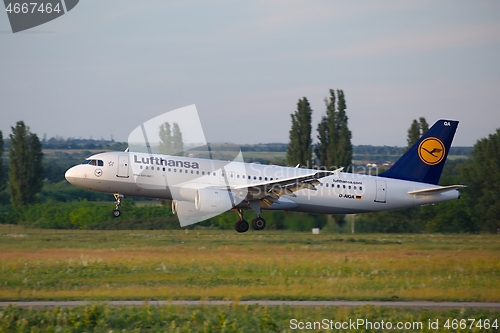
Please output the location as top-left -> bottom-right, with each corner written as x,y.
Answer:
65,119 -> 465,232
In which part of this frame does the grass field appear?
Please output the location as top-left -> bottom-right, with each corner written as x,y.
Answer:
1,303 -> 498,332
0,226 -> 498,303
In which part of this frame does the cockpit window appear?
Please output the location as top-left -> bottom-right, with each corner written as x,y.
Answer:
82,159 -> 104,166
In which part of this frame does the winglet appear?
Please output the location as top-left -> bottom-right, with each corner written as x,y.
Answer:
379,119 -> 458,185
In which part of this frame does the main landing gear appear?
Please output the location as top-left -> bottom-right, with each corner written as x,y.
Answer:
112,193 -> 123,218
235,209 -> 249,233
234,206 -> 267,233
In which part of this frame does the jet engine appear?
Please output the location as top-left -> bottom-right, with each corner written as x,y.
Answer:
171,200 -> 202,217
194,188 -> 233,213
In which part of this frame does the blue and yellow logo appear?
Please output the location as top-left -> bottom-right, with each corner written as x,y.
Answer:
418,137 -> 445,165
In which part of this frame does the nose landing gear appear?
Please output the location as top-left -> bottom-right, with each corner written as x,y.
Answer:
112,193 -> 124,218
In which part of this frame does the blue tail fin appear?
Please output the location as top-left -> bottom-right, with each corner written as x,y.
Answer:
379,119 -> 458,185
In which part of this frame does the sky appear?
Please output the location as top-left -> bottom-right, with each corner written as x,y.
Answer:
1,0 -> 499,147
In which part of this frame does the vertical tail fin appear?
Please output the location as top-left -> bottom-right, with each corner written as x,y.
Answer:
379,119 -> 458,185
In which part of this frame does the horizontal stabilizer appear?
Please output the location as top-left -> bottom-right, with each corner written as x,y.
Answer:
408,185 -> 466,195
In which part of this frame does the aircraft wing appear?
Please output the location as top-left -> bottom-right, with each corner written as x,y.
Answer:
407,185 -> 466,196
232,168 -> 342,203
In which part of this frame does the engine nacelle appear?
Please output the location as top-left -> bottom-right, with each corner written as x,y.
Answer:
195,188 -> 233,213
172,200 -> 199,217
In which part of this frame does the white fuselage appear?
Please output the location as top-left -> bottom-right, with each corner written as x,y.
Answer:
65,151 -> 459,214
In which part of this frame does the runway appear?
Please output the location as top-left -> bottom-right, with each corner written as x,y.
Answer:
1,300 -> 499,310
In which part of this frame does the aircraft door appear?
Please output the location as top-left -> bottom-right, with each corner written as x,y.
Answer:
375,180 -> 387,203
117,155 -> 129,178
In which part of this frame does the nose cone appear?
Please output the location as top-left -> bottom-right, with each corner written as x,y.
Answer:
65,166 -> 79,185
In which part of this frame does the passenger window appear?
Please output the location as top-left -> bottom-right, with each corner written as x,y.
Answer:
343,185 -> 346,189
348,186 -> 351,189
360,186 -> 363,191
326,183 -> 329,187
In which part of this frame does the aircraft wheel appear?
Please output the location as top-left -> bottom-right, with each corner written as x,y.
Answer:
235,220 -> 249,233
112,209 -> 121,218
252,217 -> 266,230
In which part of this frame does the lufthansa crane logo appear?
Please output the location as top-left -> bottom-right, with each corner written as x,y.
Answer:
418,137 -> 445,165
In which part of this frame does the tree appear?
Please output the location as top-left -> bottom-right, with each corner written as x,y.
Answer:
315,116 -> 329,168
419,117 -> 429,133
158,122 -> 183,156
325,89 -> 337,168
158,122 -> 172,155
172,123 -> 184,156
406,119 -> 421,150
317,89 -> 352,171
461,128 -> 500,233
406,117 -> 429,151
287,97 -> 312,167
336,90 -> 352,171
9,121 -> 44,207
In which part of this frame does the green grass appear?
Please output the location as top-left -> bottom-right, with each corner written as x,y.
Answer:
0,226 -> 498,302
1,304 -> 498,332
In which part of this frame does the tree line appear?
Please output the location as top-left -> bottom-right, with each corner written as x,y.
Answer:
287,89 -> 352,171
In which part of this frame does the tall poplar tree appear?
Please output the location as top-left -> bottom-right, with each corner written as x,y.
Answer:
336,90 -> 352,171
287,97 -> 312,167
406,117 -> 429,151
315,116 -> 329,168
419,117 -> 429,133
158,122 -> 173,155
9,121 -> 44,207
317,89 -> 352,171
406,119 -> 421,150
325,90 -> 337,167
172,123 -> 184,156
